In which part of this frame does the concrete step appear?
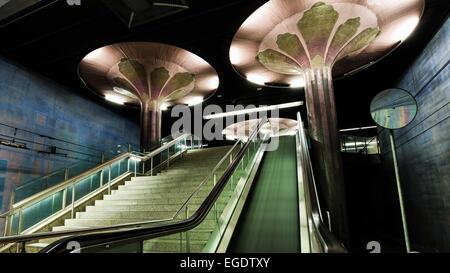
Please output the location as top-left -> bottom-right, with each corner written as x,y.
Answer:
129,174 -> 213,182
103,190 -> 232,202
111,185 -> 216,196
76,209 -> 221,221
86,202 -> 227,212
62,218 -> 217,229
143,239 -> 207,253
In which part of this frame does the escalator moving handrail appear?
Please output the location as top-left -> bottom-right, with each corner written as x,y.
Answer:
297,113 -> 346,253
40,119 -> 268,253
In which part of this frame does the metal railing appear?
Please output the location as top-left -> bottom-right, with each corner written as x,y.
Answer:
296,112 -> 346,253
35,119 -> 268,253
0,133 -> 200,240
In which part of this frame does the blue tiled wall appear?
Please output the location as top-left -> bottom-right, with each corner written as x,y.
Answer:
379,18 -> 450,252
0,57 -> 139,219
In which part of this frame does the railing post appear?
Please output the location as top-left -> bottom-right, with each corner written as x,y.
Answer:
167,149 -> 170,169
64,168 -> 69,181
100,169 -> 104,187
190,136 -> 194,150
18,208 -> 23,234
150,157 -> 153,176
71,184 -> 76,219
4,213 -> 10,237
62,188 -> 67,209
101,152 -> 105,163
185,205 -> 190,253
108,166 -> 112,195
128,144 -> 132,153
134,160 -> 137,177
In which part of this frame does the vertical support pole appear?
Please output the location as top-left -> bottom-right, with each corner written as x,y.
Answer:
185,205 -> 190,253
18,209 -> 23,235
100,170 -> 104,187
167,149 -> 170,169
62,188 -> 67,209
134,160 -> 137,177
150,157 -> 153,176
64,168 -> 69,181
4,213 -> 10,237
71,184 -> 76,219
389,130 -> 411,253
108,166 -> 112,195
303,67 -> 348,244
101,152 -> 105,163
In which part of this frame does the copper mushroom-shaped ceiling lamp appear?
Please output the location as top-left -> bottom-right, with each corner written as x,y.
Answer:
222,118 -> 298,141
230,0 -> 425,243
79,42 -> 219,151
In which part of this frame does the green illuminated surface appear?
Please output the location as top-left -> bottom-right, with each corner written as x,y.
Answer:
228,136 -> 300,253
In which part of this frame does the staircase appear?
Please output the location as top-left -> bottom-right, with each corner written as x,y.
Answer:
28,145 -> 235,252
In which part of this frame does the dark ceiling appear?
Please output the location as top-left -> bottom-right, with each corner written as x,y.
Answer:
0,0 -> 449,131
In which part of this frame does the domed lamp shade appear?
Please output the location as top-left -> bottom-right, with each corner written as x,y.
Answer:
79,42 -> 219,151
222,118 -> 298,141
230,0 -> 424,242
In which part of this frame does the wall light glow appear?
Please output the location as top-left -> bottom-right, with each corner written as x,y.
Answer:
105,94 -> 125,105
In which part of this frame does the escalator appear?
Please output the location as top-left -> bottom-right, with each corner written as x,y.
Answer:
227,136 -> 300,253
0,116 -> 345,253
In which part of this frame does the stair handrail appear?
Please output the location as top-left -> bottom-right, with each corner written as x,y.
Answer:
0,123 -> 260,245
0,121 -> 265,250
0,132 -> 194,239
31,118 -> 267,252
296,112 -> 346,253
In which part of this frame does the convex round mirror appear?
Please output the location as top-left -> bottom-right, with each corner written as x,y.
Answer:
370,88 -> 418,129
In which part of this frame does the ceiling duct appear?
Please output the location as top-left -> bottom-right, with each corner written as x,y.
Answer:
102,0 -> 189,28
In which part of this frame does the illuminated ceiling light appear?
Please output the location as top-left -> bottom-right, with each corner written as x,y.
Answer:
246,73 -> 266,85
207,76 -> 220,89
229,45 -> 243,65
393,16 -> 420,41
339,126 -> 377,132
289,77 -> 305,88
105,94 -> 125,105
160,102 -> 170,111
187,96 -> 204,106
203,101 -> 303,119
113,86 -> 138,99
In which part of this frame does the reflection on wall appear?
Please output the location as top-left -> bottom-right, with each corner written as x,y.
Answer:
0,57 -> 139,224
378,17 -> 450,252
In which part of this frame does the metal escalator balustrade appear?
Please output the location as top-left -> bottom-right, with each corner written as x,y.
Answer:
0,115 -> 345,253
296,112 -> 346,253
35,118 -> 269,253
0,133 -> 201,247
